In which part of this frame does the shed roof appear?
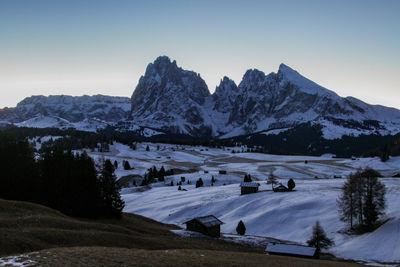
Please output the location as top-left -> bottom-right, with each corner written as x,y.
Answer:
240,182 -> 260,188
274,184 -> 288,189
265,243 -> 316,257
184,215 -> 224,227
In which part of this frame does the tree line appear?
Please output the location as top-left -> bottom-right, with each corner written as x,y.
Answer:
0,133 -> 124,218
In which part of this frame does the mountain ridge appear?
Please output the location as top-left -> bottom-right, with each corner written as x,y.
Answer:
1,56 -> 400,142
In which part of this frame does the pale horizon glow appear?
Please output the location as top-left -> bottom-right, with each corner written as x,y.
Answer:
0,0 -> 399,109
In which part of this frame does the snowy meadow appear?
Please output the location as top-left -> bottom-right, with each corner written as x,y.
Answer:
85,142 -> 400,265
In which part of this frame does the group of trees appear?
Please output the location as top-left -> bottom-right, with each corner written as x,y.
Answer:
141,166 -> 174,185
0,133 -> 124,218
337,168 -> 386,231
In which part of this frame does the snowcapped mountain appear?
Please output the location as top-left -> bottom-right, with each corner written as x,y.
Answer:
0,95 -> 132,132
130,56 -> 213,136
129,56 -> 400,139
1,56 -> 400,142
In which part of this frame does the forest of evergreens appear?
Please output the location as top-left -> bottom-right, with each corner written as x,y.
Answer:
0,132 -> 124,218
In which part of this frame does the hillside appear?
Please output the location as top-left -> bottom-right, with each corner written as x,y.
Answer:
0,199 -> 362,266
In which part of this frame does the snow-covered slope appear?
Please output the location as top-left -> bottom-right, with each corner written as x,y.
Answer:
89,143 -> 400,265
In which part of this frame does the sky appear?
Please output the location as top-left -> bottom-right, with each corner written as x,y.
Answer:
0,0 -> 399,109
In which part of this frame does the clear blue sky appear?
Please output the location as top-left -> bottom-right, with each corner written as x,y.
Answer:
1,0 -> 399,108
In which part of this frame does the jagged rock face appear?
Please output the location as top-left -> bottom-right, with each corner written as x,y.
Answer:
126,57 -> 400,137
0,95 -> 131,123
213,77 -> 239,113
131,56 -> 212,134
222,64 -> 374,134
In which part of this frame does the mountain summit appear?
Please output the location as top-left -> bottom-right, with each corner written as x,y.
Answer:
130,56 -> 212,135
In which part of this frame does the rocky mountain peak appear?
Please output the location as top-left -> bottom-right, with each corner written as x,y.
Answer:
130,57 -> 212,135
144,56 -> 178,79
214,76 -> 238,95
240,69 -> 267,87
213,77 -> 239,113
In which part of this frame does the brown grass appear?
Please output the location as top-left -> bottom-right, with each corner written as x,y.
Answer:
7,247 -> 364,267
0,198 -> 258,257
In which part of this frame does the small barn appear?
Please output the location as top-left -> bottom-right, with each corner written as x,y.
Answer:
240,182 -> 260,195
184,215 -> 224,237
273,183 -> 289,192
265,243 -> 317,259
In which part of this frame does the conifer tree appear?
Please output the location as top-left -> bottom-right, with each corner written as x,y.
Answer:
244,174 -> 252,182
307,221 -> 334,258
236,220 -> 246,235
196,178 -> 204,188
287,179 -> 296,191
123,160 -> 131,170
98,159 -> 125,218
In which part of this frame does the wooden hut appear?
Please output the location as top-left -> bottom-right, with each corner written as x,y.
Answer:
184,215 -> 224,237
240,182 -> 260,195
219,170 -> 227,174
265,243 -> 317,258
273,183 -> 289,192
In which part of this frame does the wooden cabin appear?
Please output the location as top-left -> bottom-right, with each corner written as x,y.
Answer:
219,170 -> 227,174
265,243 -> 317,259
273,183 -> 289,192
184,215 -> 224,237
240,182 -> 260,195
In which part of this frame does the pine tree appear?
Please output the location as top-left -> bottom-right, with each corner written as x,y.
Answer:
159,166 -> 166,181
114,160 -> 118,169
363,171 -> 386,228
211,175 -> 216,186
244,174 -> 252,182
123,160 -> 131,170
307,221 -> 334,258
146,145 -> 150,151
337,175 -> 358,229
98,159 -> 125,218
236,220 -> 246,235
196,178 -> 204,188
287,179 -> 296,191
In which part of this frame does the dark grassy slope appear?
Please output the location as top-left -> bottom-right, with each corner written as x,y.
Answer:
0,198 -> 258,257
0,199 -> 363,266
10,247 -> 363,267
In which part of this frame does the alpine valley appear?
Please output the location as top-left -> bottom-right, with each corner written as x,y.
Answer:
1,56 -> 400,156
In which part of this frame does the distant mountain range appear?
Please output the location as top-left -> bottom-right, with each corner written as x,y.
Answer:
1,56 -> 400,154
